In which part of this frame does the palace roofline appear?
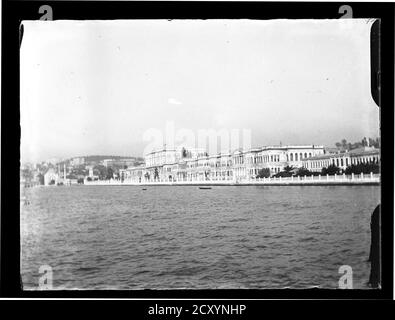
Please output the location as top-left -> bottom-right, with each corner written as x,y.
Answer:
145,144 -> 325,157
303,147 -> 379,161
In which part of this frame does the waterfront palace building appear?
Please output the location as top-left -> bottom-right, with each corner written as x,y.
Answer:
302,146 -> 380,172
119,144 -> 380,183
119,145 -> 380,183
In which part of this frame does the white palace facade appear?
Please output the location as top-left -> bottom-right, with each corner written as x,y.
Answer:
119,145 -> 326,183
302,146 -> 380,172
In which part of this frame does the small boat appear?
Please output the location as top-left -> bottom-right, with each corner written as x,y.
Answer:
142,188 -> 147,190
199,187 -> 212,190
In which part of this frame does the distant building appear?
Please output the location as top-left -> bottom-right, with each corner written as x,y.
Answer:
87,165 -> 94,177
102,158 -> 138,168
324,147 -> 339,154
144,149 -> 178,168
303,147 -> 380,172
70,157 -> 85,166
119,164 -> 146,183
44,168 -> 59,185
239,145 -> 325,177
143,147 -> 209,181
68,178 -> 79,185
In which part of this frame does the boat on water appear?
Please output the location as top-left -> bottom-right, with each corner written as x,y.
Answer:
199,187 -> 212,190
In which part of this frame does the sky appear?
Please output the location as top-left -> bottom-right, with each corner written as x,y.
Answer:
20,19 -> 379,163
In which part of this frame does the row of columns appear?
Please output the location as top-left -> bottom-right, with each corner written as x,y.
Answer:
307,154 -> 379,171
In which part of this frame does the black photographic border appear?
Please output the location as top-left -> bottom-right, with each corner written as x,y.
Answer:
1,1 -> 394,300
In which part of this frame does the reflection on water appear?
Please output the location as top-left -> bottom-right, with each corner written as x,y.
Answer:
21,185 -> 380,289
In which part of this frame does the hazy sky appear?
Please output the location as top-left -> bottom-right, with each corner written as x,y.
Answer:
21,19 -> 379,163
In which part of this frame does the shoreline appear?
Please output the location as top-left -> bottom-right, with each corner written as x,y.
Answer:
83,182 -> 380,187
28,173 -> 380,188
83,177 -> 380,187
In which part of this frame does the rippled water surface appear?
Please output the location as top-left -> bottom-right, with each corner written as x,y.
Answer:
21,185 -> 380,289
